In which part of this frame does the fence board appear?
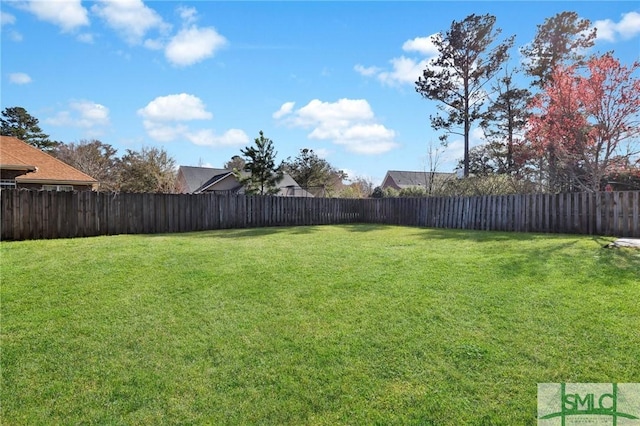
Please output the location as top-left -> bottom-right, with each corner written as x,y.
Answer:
633,191 -> 639,237
2,190 -> 639,240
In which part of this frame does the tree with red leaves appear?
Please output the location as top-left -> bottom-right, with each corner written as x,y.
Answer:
524,53 -> 640,192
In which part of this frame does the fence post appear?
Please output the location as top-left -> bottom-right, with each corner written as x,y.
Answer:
3,189 -> 639,240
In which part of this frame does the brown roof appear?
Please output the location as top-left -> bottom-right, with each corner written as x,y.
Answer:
0,136 -> 98,185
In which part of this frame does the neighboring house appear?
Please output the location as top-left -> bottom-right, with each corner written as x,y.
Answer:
175,165 -> 313,197
380,170 -> 455,191
175,166 -> 229,193
0,136 -> 98,191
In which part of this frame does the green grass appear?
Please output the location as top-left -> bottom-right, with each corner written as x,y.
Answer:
1,225 -> 639,425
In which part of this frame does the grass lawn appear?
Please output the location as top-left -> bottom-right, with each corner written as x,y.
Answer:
1,225 -> 639,425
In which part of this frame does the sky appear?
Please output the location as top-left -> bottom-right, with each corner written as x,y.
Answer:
1,1 -> 639,185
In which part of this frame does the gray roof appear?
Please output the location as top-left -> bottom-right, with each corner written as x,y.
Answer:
177,165 -> 313,197
177,166 -> 230,193
276,173 -> 314,197
195,171 -> 238,193
382,170 -> 455,189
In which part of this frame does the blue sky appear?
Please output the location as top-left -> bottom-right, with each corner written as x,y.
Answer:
2,1 -> 639,185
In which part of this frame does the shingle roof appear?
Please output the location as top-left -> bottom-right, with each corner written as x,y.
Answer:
177,165 -> 313,196
177,166 -> 230,193
0,136 -> 97,184
0,149 -> 37,171
195,171 -> 239,193
382,170 -> 455,189
275,173 -> 314,197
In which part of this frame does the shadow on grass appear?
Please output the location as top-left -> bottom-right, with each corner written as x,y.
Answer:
170,225 -> 325,239
591,235 -> 617,248
409,228 -> 639,285
197,224 -> 398,237
338,224 -> 397,233
597,244 -> 640,283
146,224 -> 394,239
410,227 -> 539,243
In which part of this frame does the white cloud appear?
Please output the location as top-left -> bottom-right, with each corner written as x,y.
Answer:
354,64 -> 380,77
440,126 -> 486,166
594,20 -> 616,42
313,148 -> 331,159
272,102 -> 295,119
441,139 -> 464,165
142,121 -> 189,143
142,122 -> 248,146
341,168 -> 356,181
46,100 -> 110,136
9,72 -> 32,84
186,129 -> 249,147
377,56 -> 431,86
137,93 -> 213,121
1,11 -> 16,26
275,98 -> 398,155
165,26 -> 227,67
177,6 -> 198,25
8,30 -> 23,42
616,11 -> 640,39
92,0 -> 168,45
21,0 -> 89,32
295,98 -> 374,126
143,38 -> 164,50
357,34 -> 439,87
402,34 -> 439,56
594,11 -> 640,42
138,93 -> 245,146
77,33 -> 94,44
337,124 -> 398,155
91,3 -> 226,66
71,101 -> 110,127
471,126 -> 485,142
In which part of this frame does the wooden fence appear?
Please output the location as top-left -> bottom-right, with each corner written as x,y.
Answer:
1,189 -> 638,241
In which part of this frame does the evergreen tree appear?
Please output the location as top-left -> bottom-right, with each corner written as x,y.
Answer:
479,67 -> 531,175
1,106 -> 59,152
283,148 -> 345,195
415,14 -> 513,177
235,131 -> 284,195
520,11 -> 596,88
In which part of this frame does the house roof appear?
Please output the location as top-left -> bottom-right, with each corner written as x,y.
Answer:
0,149 -> 37,172
195,171 -> 239,193
381,170 -> 455,189
272,173 -> 314,197
177,166 -> 230,193
177,165 -> 313,197
0,136 -> 97,185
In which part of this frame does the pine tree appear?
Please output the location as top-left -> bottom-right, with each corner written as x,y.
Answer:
235,131 -> 284,195
520,11 -> 596,88
1,106 -> 59,152
415,14 -> 513,177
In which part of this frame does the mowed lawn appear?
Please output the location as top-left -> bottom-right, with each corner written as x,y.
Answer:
1,225 -> 639,425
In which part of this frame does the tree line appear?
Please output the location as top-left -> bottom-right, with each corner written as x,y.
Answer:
3,11 -> 639,196
415,11 -> 640,193
228,131 -> 368,197
1,107 -> 177,193
1,107 -> 364,196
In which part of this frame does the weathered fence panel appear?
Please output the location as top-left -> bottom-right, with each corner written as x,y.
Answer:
1,190 -> 638,241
